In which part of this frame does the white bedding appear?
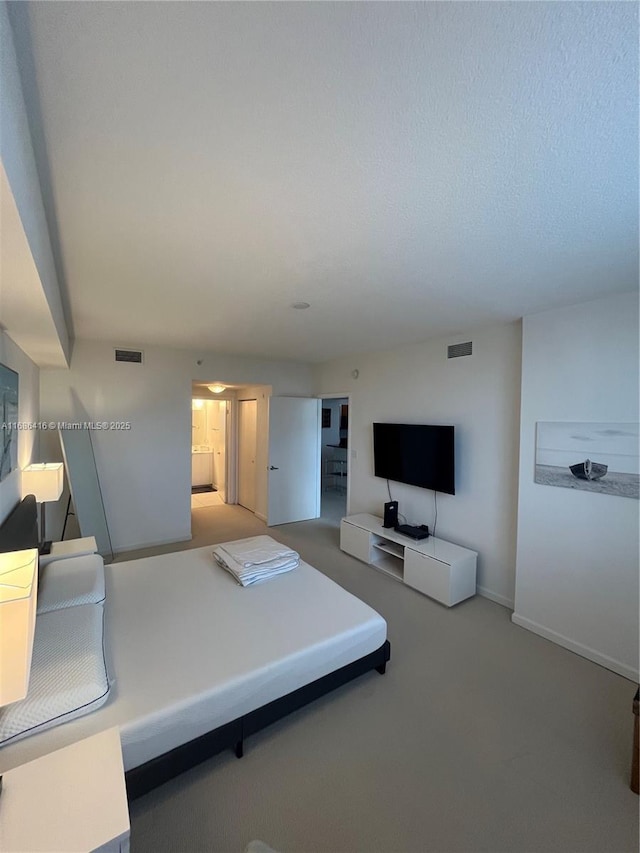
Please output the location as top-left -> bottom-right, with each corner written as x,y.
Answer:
0,544 -> 386,774
213,535 -> 300,585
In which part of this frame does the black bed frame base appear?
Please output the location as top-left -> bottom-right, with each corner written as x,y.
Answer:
125,639 -> 390,800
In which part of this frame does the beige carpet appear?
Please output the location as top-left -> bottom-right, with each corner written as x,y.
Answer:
123,505 -> 639,853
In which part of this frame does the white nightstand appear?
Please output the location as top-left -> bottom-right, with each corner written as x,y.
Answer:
39,536 -> 98,568
0,727 -> 130,853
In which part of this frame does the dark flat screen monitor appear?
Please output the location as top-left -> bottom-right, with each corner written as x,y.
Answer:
373,423 -> 455,495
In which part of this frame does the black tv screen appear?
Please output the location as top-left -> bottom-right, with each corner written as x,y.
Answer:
373,423 -> 455,495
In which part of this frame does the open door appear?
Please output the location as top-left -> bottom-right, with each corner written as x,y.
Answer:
238,399 -> 257,511
267,397 -> 320,526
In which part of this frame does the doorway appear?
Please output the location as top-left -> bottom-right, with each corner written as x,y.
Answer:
191,396 -> 228,509
190,384 -> 335,527
320,396 -> 349,523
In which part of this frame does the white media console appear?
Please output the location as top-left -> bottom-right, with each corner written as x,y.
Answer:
340,513 -> 477,606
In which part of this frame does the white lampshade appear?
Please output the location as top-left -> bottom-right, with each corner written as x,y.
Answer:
0,548 -> 38,705
21,463 -> 64,503
208,384 -> 226,394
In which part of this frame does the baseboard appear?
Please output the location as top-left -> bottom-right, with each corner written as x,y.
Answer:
255,511 -> 267,522
511,613 -> 639,683
477,585 -> 514,610
113,534 -> 192,554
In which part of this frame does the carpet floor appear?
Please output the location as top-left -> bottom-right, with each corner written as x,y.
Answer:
119,505 -> 639,853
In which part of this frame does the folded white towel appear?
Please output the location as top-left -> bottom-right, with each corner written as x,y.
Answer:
215,535 -> 299,569
213,549 -> 299,587
214,550 -> 297,573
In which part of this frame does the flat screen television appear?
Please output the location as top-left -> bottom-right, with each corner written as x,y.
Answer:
373,423 -> 455,495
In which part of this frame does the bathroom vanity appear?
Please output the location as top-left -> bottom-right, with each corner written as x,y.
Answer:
191,446 -> 213,487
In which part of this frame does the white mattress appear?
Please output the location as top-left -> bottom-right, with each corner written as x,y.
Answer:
0,544 -> 386,773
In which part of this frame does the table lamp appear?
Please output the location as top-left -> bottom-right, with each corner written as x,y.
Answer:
21,463 -> 64,553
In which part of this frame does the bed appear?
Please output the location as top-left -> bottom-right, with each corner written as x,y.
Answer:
0,498 -> 390,798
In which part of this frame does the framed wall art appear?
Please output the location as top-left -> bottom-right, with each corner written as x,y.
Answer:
535,421 -> 639,499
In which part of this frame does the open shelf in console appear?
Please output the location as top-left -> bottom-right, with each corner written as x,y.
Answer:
340,513 -> 478,606
372,539 -> 403,559
370,536 -> 404,581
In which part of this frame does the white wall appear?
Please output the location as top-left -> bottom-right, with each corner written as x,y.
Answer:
0,331 -> 39,524
315,321 -> 522,607
40,341 -> 312,551
513,292 -> 639,681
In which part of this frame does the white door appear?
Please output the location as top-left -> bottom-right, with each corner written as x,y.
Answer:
211,400 -> 227,502
238,399 -> 257,511
267,397 -> 321,526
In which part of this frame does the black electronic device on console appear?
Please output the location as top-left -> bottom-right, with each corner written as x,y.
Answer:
383,501 -> 399,528
394,523 -> 430,541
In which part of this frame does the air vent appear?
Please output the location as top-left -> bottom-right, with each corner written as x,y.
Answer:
447,341 -> 473,359
115,348 -> 144,364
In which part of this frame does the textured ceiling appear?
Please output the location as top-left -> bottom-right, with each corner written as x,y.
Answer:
9,1 -> 638,362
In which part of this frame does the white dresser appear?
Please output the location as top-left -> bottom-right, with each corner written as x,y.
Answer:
340,513 -> 477,607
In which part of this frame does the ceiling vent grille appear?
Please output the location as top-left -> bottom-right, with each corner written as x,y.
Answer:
115,348 -> 144,364
447,341 -> 473,359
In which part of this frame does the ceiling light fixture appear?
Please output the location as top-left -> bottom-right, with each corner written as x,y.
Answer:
291,302 -> 310,310
208,384 -> 226,394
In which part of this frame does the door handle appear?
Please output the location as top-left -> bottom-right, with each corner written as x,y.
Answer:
269,465 -> 279,470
